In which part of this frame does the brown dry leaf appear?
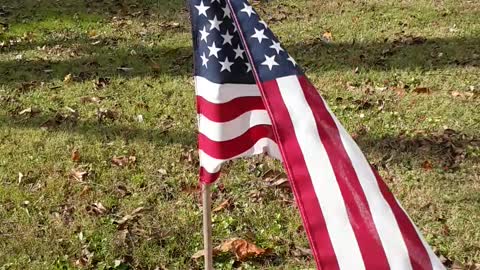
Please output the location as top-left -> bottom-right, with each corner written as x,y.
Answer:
86,202 -> 107,216
71,169 -> 88,182
269,178 -> 289,188
71,149 -> 81,162
413,87 -> 432,94
322,31 -> 333,43
97,108 -> 118,121
215,238 -> 269,261
451,91 -> 475,99
391,87 -> 406,97
422,160 -> 433,171
213,199 -> 232,213
291,247 -> 312,258
80,185 -> 92,197
113,207 -> 146,230
115,184 -> 132,198
111,156 -> 136,167
94,77 -> 110,90
451,91 -> 462,97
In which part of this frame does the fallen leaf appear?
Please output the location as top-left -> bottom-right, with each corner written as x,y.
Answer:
215,238 -> 269,261
94,77 -> 110,90
111,156 -> 136,167
213,199 -> 232,213
413,87 -> 432,94
321,31 -> 333,43
80,185 -> 92,197
291,247 -> 312,258
115,184 -> 132,198
86,202 -> 107,216
71,169 -> 88,181
97,108 -> 118,121
113,207 -> 146,230
71,149 -> 80,162
422,160 -> 433,171
451,91 -> 462,97
451,91 -> 475,99
391,87 -> 406,97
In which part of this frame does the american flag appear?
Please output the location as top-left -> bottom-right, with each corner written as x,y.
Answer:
189,0 -> 446,269
189,0 -> 280,183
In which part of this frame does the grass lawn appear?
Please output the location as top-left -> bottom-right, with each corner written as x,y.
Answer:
0,0 -> 479,269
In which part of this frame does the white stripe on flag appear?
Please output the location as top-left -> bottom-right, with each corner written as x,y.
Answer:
199,138 -> 281,173
276,75 -> 365,270
195,76 -> 261,104
326,103 -> 413,270
198,110 -> 271,142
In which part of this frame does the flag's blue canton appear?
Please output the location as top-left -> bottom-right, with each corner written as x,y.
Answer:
227,0 -> 303,82
190,0 -> 255,84
189,0 -> 303,84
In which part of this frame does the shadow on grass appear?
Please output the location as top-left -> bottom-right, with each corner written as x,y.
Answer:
1,35 -> 479,87
358,129 -> 480,172
0,39 -> 194,86
0,113 -> 197,147
1,112 -> 478,168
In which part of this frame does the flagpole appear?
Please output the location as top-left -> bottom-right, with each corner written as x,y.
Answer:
202,183 -> 214,270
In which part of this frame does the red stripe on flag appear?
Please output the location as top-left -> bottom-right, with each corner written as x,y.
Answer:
297,76 -> 390,269
200,167 -> 220,184
372,168 -> 434,270
198,125 -> 275,159
196,96 -> 266,122
261,79 -> 340,270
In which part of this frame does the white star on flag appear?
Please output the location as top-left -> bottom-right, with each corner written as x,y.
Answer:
199,26 -> 209,43
240,3 -> 256,17
261,54 -> 279,70
208,16 -> 223,31
233,45 -> 244,59
270,40 -> 284,54
251,28 -> 268,43
287,54 -> 297,66
200,52 -> 209,67
208,43 -> 221,58
221,31 -> 234,45
195,1 -> 209,17
222,6 -> 231,18
245,62 -> 252,72
219,57 -> 234,72
210,0 -> 220,3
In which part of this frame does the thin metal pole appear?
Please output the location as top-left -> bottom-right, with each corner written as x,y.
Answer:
202,183 -> 213,270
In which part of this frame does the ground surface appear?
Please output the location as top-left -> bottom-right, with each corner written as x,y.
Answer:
0,0 -> 479,269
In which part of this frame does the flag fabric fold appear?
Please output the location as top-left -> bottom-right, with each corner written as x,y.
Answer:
189,0 -> 445,269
